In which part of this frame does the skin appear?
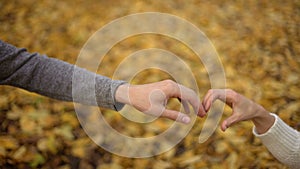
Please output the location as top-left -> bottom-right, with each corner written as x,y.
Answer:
201,89 -> 275,134
115,80 -> 206,124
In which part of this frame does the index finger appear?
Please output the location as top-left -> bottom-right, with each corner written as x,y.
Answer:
177,84 -> 205,116
203,89 -> 236,111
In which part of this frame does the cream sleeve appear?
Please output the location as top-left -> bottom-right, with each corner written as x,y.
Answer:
253,113 -> 300,168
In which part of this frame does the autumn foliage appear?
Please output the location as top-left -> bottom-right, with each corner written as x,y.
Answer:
0,0 -> 299,168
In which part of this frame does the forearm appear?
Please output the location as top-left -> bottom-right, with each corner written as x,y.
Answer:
0,40 -> 126,110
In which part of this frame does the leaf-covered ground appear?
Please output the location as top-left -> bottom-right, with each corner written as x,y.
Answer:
0,0 -> 299,168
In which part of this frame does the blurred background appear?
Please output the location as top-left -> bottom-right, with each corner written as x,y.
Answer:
0,0 -> 299,168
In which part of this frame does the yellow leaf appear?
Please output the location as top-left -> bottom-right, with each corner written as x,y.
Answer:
0,136 -> 19,150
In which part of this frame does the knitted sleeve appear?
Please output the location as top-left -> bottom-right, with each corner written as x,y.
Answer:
253,113 -> 300,168
0,40 -> 126,110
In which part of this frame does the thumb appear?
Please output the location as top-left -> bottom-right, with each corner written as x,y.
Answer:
162,109 -> 191,124
221,115 -> 238,131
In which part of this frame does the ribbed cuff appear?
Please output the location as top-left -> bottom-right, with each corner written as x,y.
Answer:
253,113 -> 300,168
111,80 -> 127,111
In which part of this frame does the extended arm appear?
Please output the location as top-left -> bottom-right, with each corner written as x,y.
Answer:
0,40 -> 205,123
202,89 -> 300,168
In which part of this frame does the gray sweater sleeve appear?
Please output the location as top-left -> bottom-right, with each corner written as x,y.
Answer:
0,40 -> 126,110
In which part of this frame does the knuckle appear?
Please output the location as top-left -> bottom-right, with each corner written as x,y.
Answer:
227,89 -> 236,96
226,89 -> 235,93
207,89 -> 214,95
226,89 -> 239,102
163,79 -> 175,87
162,79 -> 177,92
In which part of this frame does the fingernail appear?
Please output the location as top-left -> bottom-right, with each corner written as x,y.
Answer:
182,117 -> 190,124
199,113 -> 206,117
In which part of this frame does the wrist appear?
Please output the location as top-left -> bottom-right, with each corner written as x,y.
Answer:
252,106 -> 275,134
115,84 -> 130,105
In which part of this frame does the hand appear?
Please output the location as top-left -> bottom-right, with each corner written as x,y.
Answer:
115,80 -> 205,124
202,89 -> 275,133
